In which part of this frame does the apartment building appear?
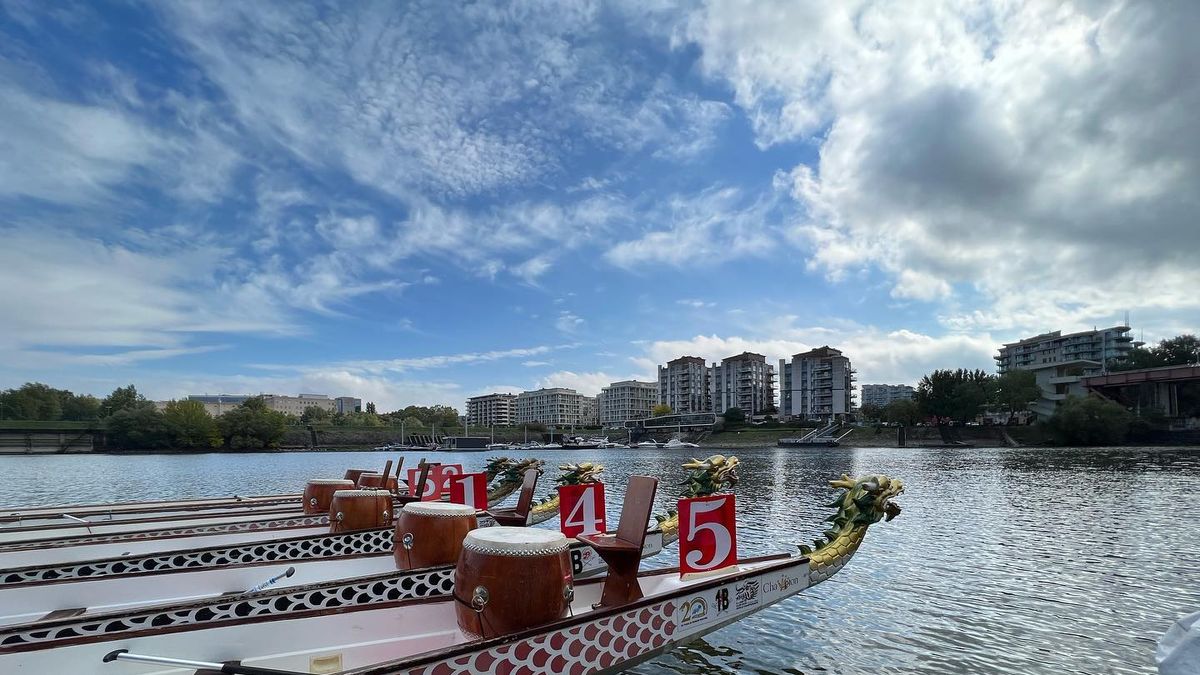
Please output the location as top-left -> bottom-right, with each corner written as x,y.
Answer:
597,380 -> 659,427
580,396 -> 598,426
995,325 -> 1136,417
778,346 -> 854,422
335,397 -> 362,414
176,393 -> 349,417
515,388 -> 592,426
466,393 -> 518,426
859,384 -> 915,409
658,356 -> 711,414
711,352 -> 775,415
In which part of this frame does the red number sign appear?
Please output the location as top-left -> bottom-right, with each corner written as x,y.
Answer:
678,494 -> 737,578
558,482 -> 606,538
406,464 -> 464,501
448,472 -> 487,508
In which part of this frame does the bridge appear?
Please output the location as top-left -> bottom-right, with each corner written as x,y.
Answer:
0,421 -> 100,454
1083,364 -> 1200,425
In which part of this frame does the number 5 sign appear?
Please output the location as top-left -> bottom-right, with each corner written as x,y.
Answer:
678,494 -> 737,579
448,472 -> 487,508
558,482 -> 606,538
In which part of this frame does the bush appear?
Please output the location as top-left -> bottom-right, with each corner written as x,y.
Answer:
105,407 -> 171,449
1043,395 -> 1132,446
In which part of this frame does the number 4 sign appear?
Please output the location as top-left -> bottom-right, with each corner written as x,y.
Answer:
558,482 -> 606,538
448,472 -> 487,508
678,493 -> 737,579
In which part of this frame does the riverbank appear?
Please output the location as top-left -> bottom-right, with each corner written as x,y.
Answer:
698,425 -> 1051,448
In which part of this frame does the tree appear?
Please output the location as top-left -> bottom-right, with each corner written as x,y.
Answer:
105,406 -> 170,449
1111,333 -> 1200,371
858,403 -> 883,422
1043,395 -> 1132,446
883,399 -> 922,427
218,396 -> 288,449
651,404 -> 672,417
365,402 -> 376,414
723,407 -> 746,424
300,405 -> 331,425
917,369 -> 995,422
993,370 -> 1040,419
100,385 -> 150,417
0,383 -> 63,420
162,400 -> 220,448
60,393 -> 100,421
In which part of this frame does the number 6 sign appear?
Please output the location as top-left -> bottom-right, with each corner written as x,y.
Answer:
678,494 -> 737,579
558,482 -> 606,538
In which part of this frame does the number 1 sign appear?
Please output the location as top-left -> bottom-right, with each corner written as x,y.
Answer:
558,482 -> 606,538
678,493 -> 737,579
448,472 -> 487,508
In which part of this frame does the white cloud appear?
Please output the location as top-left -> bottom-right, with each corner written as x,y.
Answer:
254,345 -> 573,376
675,0 -> 1200,333
676,298 -> 715,309
521,361 -> 552,367
555,311 -> 585,334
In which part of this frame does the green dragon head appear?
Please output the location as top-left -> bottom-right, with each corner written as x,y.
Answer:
483,457 -> 545,483
679,454 -> 740,498
556,462 -> 605,485
799,473 -> 904,556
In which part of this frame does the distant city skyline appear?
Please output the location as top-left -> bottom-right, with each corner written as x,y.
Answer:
1,2 -> 1196,410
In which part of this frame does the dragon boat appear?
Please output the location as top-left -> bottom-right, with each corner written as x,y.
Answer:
0,458 -> 733,627
0,471 -> 903,674
0,458 -> 543,568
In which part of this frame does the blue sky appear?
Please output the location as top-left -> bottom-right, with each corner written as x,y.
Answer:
1,1 -> 1196,410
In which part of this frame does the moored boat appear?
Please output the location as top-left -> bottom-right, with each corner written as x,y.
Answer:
0,471 -> 903,674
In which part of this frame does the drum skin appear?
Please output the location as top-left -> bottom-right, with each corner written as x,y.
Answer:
357,472 -> 399,492
394,502 -> 478,570
328,490 -> 393,533
303,479 -> 356,515
454,527 -> 572,638
343,469 -> 374,484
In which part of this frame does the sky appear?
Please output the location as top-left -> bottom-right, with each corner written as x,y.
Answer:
1,0 -> 1197,411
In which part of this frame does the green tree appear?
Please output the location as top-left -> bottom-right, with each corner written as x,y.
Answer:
1156,334 -> 1200,366
858,403 -> 883,422
300,405 -> 331,425
722,407 -> 746,424
100,385 -> 150,417
162,400 -> 220,448
883,399 -> 922,426
343,411 -> 384,427
1043,395 -> 1132,446
993,370 -> 1041,419
0,383 -> 64,420
365,401 -> 376,414
60,393 -> 101,420
917,369 -> 994,422
651,404 -> 672,417
105,406 -> 170,449
218,396 -> 288,449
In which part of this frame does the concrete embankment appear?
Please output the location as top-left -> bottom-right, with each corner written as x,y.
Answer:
699,426 -> 1050,449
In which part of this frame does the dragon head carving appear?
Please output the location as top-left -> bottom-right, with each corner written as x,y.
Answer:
800,473 -> 904,556
679,454 -> 740,498
556,462 -> 605,485
483,457 -> 545,484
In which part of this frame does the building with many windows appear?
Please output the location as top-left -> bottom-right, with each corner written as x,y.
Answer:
597,380 -> 659,427
658,356 -> 711,414
580,396 -> 598,426
859,384 -> 915,409
515,388 -> 592,426
711,352 -> 775,416
335,397 -> 362,414
995,325 -> 1136,417
778,346 -> 854,422
466,393 -> 518,427
172,393 -> 354,417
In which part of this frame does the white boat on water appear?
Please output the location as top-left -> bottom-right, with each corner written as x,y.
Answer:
663,438 -> 700,449
635,440 -> 661,448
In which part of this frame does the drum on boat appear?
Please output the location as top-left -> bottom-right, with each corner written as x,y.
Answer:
328,489 -> 393,533
302,479 -> 356,515
394,502 -> 478,570
357,472 -> 399,492
454,527 -> 573,638
343,468 -> 374,484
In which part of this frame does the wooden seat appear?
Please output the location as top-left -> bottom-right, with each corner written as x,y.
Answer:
578,475 -> 658,608
396,460 -> 435,505
485,467 -> 540,526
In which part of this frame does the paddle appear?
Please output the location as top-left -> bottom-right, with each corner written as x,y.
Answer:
240,566 -> 296,595
380,459 -> 393,489
103,649 -> 304,675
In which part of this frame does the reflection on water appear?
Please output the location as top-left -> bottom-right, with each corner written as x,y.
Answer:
2,446 -> 1197,674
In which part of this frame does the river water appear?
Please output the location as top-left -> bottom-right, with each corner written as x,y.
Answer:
1,445 -> 1197,674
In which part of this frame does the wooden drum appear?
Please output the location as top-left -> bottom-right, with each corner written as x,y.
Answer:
394,502 -> 478,570
343,468 -> 374,484
454,527 -> 573,638
357,472 -> 399,492
328,489 -> 393,533
303,479 -> 355,515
